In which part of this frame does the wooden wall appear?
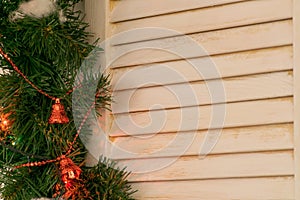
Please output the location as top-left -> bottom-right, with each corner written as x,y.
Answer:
104,0 -> 295,199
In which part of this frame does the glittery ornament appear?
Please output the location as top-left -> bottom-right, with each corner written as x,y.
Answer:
0,112 -> 12,131
48,98 -> 69,124
58,157 -> 83,199
60,157 -> 81,184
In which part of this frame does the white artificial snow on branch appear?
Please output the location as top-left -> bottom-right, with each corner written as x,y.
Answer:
9,0 -> 66,22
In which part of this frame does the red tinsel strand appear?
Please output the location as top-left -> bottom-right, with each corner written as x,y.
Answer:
0,48 -> 56,101
65,101 -> 96,156
14,102 -> 96,169
65,84 -> 82,97
0,48 -> 85,100
0,47 -> 103,169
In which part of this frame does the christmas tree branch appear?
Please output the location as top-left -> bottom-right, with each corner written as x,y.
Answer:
0,140 -> 49,160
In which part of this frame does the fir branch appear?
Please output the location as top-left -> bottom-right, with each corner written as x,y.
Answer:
0,140 -> 49,160
0,0 -> 134,199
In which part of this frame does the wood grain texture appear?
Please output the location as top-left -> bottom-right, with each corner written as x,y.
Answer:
106,1 -> 297,199
110,0 -> 292,45
110,98 -> 293,136
111,46 -> 293,90
119,151 -> 294,182
112,71 -> 293,113
110,20 -> 292,68
131,177 -> 294,200
110,0 -> 247,22
293,0 -> 300,198
84,1 -> 106,42
109,123 -> 293,159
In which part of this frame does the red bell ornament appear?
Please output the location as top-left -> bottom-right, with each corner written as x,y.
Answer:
53,157 -> 85,199
59,157 -> 82,189
48,98 -> 69,124
0,112 -> 12,131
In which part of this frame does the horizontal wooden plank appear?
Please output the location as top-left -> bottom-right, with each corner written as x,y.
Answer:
110,20 -> 292,68
112,71 -> 293,113
110,0 -> 292,45
109,124 -> 293,159
111,46 -> 293,90
118,151 -> 294,182
110,0 -> 247,23
131,177 -> 294,200
110,98 -> 293,136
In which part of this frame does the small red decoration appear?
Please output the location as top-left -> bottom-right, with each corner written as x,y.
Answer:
0,112 -> 12,131
0,111 -> 12,141
48,98 -> 69,124
57,157 -> 83,199
60,157 -> 81,186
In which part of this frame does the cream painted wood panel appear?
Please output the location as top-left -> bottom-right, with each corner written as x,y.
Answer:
112,71 -> 293,113
111,0 -> 247,22
103,0 -> 297,199
294,0 -> 300,199
111,46 -> 293,90
119,151 -> 294,182
110,123 -> 293,159
111,20 -> 292,68
110,98 -> 293,136
110,0 -> 292,45
131,177 -> 294,200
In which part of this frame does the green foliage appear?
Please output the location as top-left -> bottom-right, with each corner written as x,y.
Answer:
82,158 -> 137,200
0,0 -> 135,199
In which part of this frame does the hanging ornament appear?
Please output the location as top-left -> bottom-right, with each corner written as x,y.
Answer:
0,110 -> 13,142
60,157 -> 81,188
57,157 -> 86,199
0,48 -> 73,125
0,112 -> 12,132
48,98 -> 69,124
